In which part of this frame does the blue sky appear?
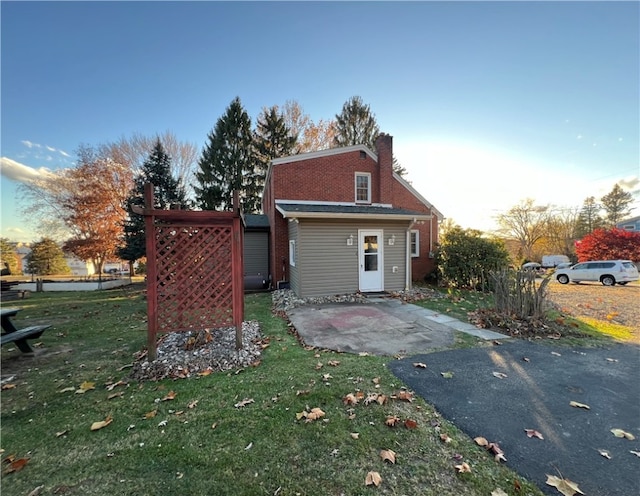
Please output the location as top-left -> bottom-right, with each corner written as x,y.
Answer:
2,1 -> 639,242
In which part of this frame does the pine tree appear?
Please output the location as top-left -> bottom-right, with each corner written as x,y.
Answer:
600,184 -> 633,227
195,97 -> 258,212
333,96 -> 380,150
118,140 -> 187,264
333,96 -> 406,176
254,106 -> 297,183
575,196 -> 603,238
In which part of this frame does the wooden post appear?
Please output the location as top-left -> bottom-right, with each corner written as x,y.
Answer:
144,183 -> 158,362
232,191 -> 244,350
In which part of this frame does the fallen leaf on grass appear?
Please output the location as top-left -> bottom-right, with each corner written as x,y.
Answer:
296,407 -> 325,422
144,410 -> 157,419
492,489 -> 508,496
234,398 -> 254,408
105,380 -> 127,391
108,391 -> 124,400
492,371 -> 508,379
343,393 -> 359,405
364,393 -> 387,405
611,428 -> 635,440
198,369 -> 212,377
58,387 -> 75,393
440,433 -> 452,443
75,381 -> 95,394
546,474 -> 584,496
385,415 -> 401,427
474,436 -> 488,447
569,401 -> 590,410
350,432 -> 359,439
327,360 -> 340,366
525,429 -> 544,439
380,449 -> 396,464
413,362 -> 427,368
393,390 -> 414,402
404,419 -> 418,429
26,485 -> 45,496
454,462 -> 471,473
488,442 -> 507,462
598,449 -> 611,459
1,383 -> 16,390
188,400 -> 198,409
161,391 -> 176,401
90,415 -> 113,431
365,471 -> 382,486
56,430 -> 69,437
441,371 -> 454,379
2,457 -> 29,474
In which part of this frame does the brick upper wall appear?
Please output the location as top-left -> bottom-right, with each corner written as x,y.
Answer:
270,150 -> 382,204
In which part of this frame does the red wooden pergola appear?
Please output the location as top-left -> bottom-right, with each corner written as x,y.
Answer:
134,183 -> 244,361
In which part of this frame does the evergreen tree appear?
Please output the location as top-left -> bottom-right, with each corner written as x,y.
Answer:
254,106 -> 297,183
118,140 -> 187,263
26,238 -> 70,275
600,184 -> 633,227
333,96 -> 380,150
575,196 -> 603,238
195,97 -> 258,212
333,96 -> 406,176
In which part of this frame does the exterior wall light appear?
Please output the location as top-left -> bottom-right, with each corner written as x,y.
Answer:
347,234 -> 354,246
388,234 -> 396,246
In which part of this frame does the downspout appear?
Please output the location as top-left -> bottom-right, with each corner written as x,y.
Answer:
405,219 -> 416,291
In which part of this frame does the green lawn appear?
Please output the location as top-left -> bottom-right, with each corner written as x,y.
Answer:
0,290 -> 544,495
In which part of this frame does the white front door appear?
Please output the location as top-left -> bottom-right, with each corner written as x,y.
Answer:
359,230 -> 383,292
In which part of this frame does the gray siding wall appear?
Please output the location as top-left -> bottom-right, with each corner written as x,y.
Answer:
296,219 -> 409,298
243,232 -> 269,276
288,221 -> 300,293
383,226 -> 408,291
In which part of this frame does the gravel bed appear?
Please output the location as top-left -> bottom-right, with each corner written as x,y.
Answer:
131,321 -> 265,381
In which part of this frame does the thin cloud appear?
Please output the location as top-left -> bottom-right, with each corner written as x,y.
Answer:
0,156 -> 56,185
21,140 -> 71,158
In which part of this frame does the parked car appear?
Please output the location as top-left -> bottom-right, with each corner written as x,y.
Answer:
521,262 -> 544,275
554,260 -> 639,286
554,262 -> 573,270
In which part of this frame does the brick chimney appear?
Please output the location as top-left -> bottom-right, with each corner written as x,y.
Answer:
376,133 -> 393,205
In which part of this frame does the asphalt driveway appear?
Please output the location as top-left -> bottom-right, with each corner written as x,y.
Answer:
389,341 -> 640,496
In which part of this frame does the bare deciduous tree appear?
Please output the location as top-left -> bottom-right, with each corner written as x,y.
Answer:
100,131 -> 197,197
496,199 -> 551,261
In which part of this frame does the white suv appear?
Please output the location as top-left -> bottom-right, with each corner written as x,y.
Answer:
555,260 -> 639,286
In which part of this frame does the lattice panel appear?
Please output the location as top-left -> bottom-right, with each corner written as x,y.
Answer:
154,223 -> 235,332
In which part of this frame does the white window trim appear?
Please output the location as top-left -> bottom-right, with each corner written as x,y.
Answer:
410,230 -> 420,258
289,240 -> 296,267
355,172 -> 371,204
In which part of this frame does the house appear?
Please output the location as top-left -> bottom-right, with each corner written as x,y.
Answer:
616,215 -> 640,233
262,133 -> 443,298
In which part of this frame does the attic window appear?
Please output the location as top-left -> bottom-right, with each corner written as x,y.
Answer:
355,173 -> 371,203
359,151 -> 366,159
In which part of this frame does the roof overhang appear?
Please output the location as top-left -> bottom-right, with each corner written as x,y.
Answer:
275,201 -> 431,222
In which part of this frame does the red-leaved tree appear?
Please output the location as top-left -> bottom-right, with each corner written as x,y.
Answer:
575,228 -> 640,262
